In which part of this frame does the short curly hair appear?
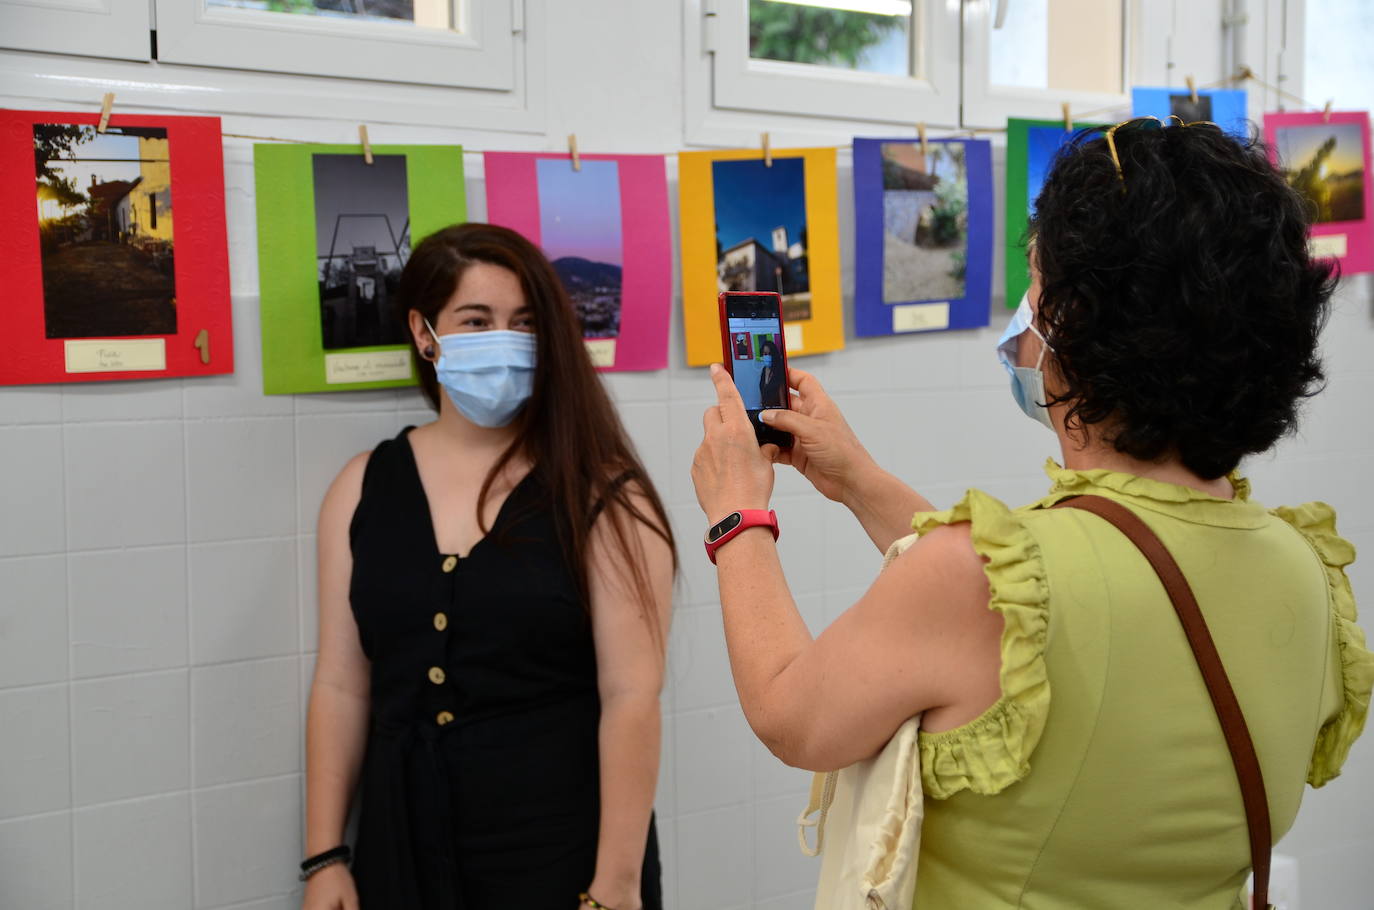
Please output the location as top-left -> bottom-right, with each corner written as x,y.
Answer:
1028,121 -> 1337,479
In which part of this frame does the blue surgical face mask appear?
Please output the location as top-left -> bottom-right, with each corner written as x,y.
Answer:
760,354 -> 774,367
996,294 -> 1056,431
425,319 -> 536,428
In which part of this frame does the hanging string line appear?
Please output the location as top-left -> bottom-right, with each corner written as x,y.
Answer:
213,69 -> 1327,150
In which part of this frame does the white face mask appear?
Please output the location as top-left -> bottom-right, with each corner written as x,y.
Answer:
424,318 -> 536,428
995,294 -> 1055,431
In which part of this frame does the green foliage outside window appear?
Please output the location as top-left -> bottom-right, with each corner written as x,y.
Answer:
749,1 -> 904,68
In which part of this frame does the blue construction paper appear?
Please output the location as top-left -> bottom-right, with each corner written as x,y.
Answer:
852,137 -> 993,337
1131,87 -> 1250,138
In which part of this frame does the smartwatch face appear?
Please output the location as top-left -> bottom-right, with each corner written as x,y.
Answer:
706,512 -> 742,543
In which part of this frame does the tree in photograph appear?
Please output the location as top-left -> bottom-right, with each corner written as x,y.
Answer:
749,3 -> 903,67
34,124 -> 92,210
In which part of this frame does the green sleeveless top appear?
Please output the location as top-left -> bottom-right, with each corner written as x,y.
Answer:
908,461 -> 1373,909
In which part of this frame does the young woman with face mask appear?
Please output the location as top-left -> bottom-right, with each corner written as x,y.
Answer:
304,223 -> 675,910
690,122 -> 1372,907
756,338 -> 786,410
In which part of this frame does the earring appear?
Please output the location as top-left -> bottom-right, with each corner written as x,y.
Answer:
423,345 -> 435,359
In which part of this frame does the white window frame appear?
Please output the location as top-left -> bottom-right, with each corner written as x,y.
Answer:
960,0 -> 1138,130
704,0 -> 961,128
152,0 -> 518,90
0,0 -> 151,61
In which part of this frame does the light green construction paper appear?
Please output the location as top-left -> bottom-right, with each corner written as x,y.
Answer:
255,143 -> 466,394
1004,118 -> 1101,310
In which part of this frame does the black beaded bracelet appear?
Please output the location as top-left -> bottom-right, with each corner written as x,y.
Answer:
299,845 -> 351,882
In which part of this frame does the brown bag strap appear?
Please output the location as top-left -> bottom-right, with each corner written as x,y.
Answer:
1051,495 -> 1272,910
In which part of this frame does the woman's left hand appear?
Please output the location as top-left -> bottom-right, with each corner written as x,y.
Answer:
580,883 -> 642,910
692,363 -> 776,522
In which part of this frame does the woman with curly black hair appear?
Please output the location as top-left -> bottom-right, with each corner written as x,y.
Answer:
690,120 -> 1373,907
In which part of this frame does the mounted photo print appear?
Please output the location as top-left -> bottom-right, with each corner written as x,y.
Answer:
254,143 -> 466,394
679,148 -> 844,366
852,137 -> 994,336
1132,86 -> 1249,138
1004,117 -> 1106,310
484,152 -> 671,372
1264,110 -> 1373,274
0,109 -> 232,385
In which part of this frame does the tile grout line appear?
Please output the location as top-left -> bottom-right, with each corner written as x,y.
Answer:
59,389 -> 76,905
182,380 -> 199,906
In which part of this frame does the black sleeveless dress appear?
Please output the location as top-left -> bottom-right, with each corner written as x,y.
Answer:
347,428 -> 661,909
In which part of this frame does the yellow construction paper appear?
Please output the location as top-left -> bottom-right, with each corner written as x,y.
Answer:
679,148 -> 844,366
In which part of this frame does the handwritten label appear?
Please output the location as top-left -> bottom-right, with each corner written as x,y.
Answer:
64,339 -> 166,373
1310,234 -> 1348,259
324,350 -> 413,384
783,322 -> 804,353
584,338 -> 616,368
892,302 -> 951,333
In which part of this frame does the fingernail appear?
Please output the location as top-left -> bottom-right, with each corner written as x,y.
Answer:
709,363 -> 722,375
759,409 -> 772,422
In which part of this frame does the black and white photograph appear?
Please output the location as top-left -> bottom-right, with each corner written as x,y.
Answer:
35,123 -> 176,338
313,153 -> 411,350
1169,92 -> 1214,123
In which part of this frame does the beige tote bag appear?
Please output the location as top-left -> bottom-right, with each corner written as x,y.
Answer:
797,533 -> 925,910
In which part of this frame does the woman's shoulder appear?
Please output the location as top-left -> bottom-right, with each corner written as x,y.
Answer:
1270,501 -> 1373,787
897,488 -> 1052,799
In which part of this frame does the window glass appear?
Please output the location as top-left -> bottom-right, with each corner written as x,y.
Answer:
748,0 -> 914,77
206,0 -> 455,31
988,0 -> 1123,94
1302,0 -> 1374,111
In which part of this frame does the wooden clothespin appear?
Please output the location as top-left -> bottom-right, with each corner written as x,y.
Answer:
568,134 -> 580,171
762,132 -> 772,168
1323,100 -> 1333,122
917,123 -> 928,158
193,329 -> 210,365
1186,75 -> 1199,104
359,125 -> 373,165
1062,102 -> 1073,133
97,92 -> 114,134
1235,64 -> 1255,84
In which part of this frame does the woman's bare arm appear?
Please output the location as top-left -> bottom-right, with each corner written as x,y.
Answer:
303,453 -> 372,909
584,490 -> 674,910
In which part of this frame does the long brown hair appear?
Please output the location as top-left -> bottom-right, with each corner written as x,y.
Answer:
396,223 -> 676,643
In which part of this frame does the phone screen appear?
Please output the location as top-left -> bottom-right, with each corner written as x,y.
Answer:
722,294 -> 792,448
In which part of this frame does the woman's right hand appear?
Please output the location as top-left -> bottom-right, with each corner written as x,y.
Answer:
302,864 -> 359,910
758,367 -> 877,505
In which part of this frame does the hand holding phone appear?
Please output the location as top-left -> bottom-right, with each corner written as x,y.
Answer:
718,292 -> 793,450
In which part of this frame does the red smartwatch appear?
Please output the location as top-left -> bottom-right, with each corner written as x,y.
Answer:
703,509 -> 780,564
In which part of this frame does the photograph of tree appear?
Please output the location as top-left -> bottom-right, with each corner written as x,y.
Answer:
1276,122 -> 1366,224
535,158 -> 624,339
35,124 -> 176,339
312,153 -> 410,350
1263,110 -> 1373,275
880,141 -> 968,303
713,157 -> 812,323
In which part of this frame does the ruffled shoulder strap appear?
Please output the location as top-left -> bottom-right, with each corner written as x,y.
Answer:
906,489 -> 1051,800
1271,502 -> 1374,787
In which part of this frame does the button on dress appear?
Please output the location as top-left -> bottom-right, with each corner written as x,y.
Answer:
347,428 -> 661,909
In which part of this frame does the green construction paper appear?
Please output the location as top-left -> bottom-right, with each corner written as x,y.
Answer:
1003,118 -> 1102,309
254,144 -> 465,394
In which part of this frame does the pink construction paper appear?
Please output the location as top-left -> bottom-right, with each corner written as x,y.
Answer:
484,152 -> 671,371
1263,109 -> 1373,275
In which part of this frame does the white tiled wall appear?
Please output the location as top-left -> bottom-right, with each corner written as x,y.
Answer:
4,3 -> 1374,908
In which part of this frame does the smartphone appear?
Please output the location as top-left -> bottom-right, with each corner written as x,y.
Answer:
718,291 -> 793,449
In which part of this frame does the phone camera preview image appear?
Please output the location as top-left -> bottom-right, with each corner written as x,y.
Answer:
722,294 -> 792,450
